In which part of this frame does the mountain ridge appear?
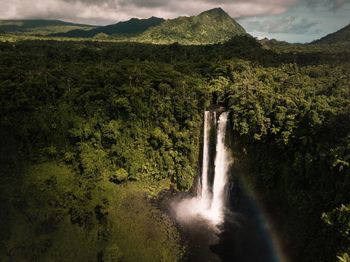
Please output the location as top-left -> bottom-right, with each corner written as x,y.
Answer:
313,23 -> 350,44
50,7 -> 247,44
0,19 -> 96,35
51,17 -> 165,38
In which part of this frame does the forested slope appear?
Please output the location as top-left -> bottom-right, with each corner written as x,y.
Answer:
0,37 -> 349,261
0,41 -> 209,261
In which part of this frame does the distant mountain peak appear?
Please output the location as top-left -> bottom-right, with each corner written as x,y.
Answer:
139,7 -> 247,44
200,7 -> 228,16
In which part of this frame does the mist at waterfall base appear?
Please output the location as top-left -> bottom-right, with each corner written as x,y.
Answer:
170,111 -> 282,262
173,111 -> 231,230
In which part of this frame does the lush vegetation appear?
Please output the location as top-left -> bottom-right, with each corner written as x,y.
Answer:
216,60 -> 350,261
138,8 -> 246,44
0,39 -> 209,261
0,34 -> 349,261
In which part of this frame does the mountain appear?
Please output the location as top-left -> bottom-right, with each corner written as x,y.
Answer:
52,17 -> 165,38
313,23 -> 350,44
4,8 -> 247,44
138,8 -> 246,44
0,19 -> 96,35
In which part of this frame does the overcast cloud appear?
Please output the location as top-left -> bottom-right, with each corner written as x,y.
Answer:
0,0 -> 299,23
0,0 -> 349,42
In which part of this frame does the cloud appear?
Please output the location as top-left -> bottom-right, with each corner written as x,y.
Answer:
240,15 -> 319,35
0,0 -> 299,24
119,0 -> 167,8
117,0 -> 298,18
302,0 -> 350,10
0,0 -> 348,44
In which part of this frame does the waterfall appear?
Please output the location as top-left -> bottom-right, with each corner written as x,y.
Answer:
210,112 -> 231,225
200,111 -> 212,203
174,110 -> 231,229
173,111 -> 283,261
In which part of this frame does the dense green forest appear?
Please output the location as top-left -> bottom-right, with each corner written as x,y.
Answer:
0,35 -> 349,261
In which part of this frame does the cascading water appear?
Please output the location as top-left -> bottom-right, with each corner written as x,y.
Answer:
174,110 -> 232,229
199,111 -> 215,204
200,111 -> 211,201
208,111 -> 231,225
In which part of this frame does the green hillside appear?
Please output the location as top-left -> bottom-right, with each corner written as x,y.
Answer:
52,17 -> 165,38
1,8 -> 247,44
0,19 -> 96,35
138,8 -> 246,44
313,23 -> 350,44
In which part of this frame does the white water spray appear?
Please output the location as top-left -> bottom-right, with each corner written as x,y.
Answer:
200,111 -> 212,203
174,111 -> 232,229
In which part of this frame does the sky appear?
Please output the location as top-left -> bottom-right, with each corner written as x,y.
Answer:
0,0 -> 349,43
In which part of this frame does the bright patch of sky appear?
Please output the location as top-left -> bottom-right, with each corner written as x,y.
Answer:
238,1 -> 350,42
